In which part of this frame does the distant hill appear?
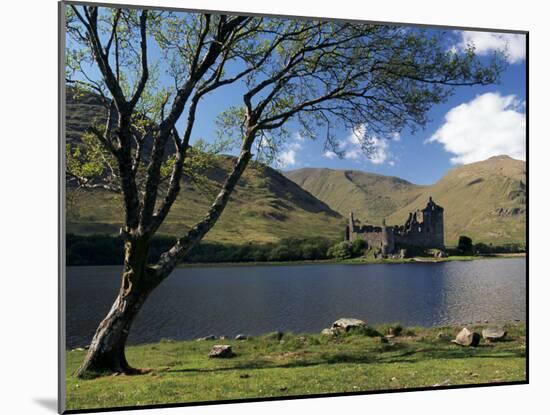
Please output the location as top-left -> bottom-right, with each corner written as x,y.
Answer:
65,88 -> 345,243
66,88 -> 107,142
285,168 -> 425,225
386,156 -> 526,246
286,156 -> 526,246
68,158 -> 345,244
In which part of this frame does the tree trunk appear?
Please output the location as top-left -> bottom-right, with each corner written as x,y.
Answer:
75,239 -> 157,377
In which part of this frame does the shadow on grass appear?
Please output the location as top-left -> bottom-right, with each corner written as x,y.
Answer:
165,344 -> 525,375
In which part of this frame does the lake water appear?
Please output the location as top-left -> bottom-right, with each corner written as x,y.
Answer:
66,258 -> 526,349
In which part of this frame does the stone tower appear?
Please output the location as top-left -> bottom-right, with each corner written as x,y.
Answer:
422,196 -> 444,249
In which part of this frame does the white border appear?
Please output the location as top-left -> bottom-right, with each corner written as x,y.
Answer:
1,1 -> 546,414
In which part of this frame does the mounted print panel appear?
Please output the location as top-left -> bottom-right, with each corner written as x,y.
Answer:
59,1 -> 527,412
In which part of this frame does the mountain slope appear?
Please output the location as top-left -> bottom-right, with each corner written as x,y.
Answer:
65,87 -> 345,243
68,158 -> 345,244
387,156 -> 526,245
286,156 -> 526,246
285,168 -> 426,225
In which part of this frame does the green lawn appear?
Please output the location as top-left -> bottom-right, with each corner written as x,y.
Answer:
65,323 -> 526,411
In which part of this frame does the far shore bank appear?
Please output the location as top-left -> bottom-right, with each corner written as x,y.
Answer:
176,252 -> 526,269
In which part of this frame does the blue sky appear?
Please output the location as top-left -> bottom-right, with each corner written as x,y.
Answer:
183,30 -> 527,185
67,15 -> 527,185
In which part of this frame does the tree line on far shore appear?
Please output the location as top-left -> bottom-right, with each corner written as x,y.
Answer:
67,233 -> 525,266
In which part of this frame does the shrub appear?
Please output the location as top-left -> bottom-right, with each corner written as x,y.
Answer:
327,241 -> 352,260
457,235 -> 473,255
351,238 -> 368,257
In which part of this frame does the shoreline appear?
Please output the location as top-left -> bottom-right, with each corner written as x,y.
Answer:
176,252 -> 526,269
68,319 -> 525,350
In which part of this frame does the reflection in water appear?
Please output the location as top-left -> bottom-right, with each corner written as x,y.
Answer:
66,258 -> 526,348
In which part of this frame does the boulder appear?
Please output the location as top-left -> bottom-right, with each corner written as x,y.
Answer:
208,345 -> 235,358
321,328 -> 335,336
482,327 -> 507,342
331,318 -> 367,333
433,249 -> 447,259
452,327 -> 481,347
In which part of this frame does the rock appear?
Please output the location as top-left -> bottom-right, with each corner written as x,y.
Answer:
235,334 -> 248,340
482,327 -> 507,342
321,328 -> 335,336
452,327 -> 481,347
196,335 -> 217,341
208,345 -> 235,358
331,318 -> 367,333
399,249 -> 408,259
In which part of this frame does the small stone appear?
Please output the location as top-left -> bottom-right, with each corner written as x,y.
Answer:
321,328 -> 335,336
196,335 -> 217,341
433,379 -> 451,387
208,345 -> 235,358
482,327 -> 507,342
235,334 -> 248,340
391,377 -> 397,381
452,327 -> 481,347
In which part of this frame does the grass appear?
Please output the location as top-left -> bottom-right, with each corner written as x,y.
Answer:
65,323 -> 526,411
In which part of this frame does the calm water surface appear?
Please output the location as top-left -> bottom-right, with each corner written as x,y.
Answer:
66,258 -> 526,348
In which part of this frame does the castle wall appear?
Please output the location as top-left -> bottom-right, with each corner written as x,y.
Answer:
350,227 -> 395,254
345,197 -> 444,253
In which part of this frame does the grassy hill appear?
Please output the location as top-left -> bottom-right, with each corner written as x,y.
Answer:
387,156 -> 526,246
65,87 -> 345,244
286,156 -> 526,246
67,157 -> 345,244
285,168 -> 425,225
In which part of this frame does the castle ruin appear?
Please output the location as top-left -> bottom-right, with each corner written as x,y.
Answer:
345,197 -> 444,254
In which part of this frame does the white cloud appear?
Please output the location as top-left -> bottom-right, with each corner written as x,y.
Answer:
455,31 -> 526,64
293,132 -> 306,142
323,150 -> 338,159
277,141 -> 302,168
428,92 -> 526,164
340,124 -> 393,165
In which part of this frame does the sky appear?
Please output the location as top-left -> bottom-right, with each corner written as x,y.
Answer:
184,29 -> 527,185
67,14 -> 527,185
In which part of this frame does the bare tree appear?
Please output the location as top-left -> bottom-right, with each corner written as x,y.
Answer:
65,5 -> 504,377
